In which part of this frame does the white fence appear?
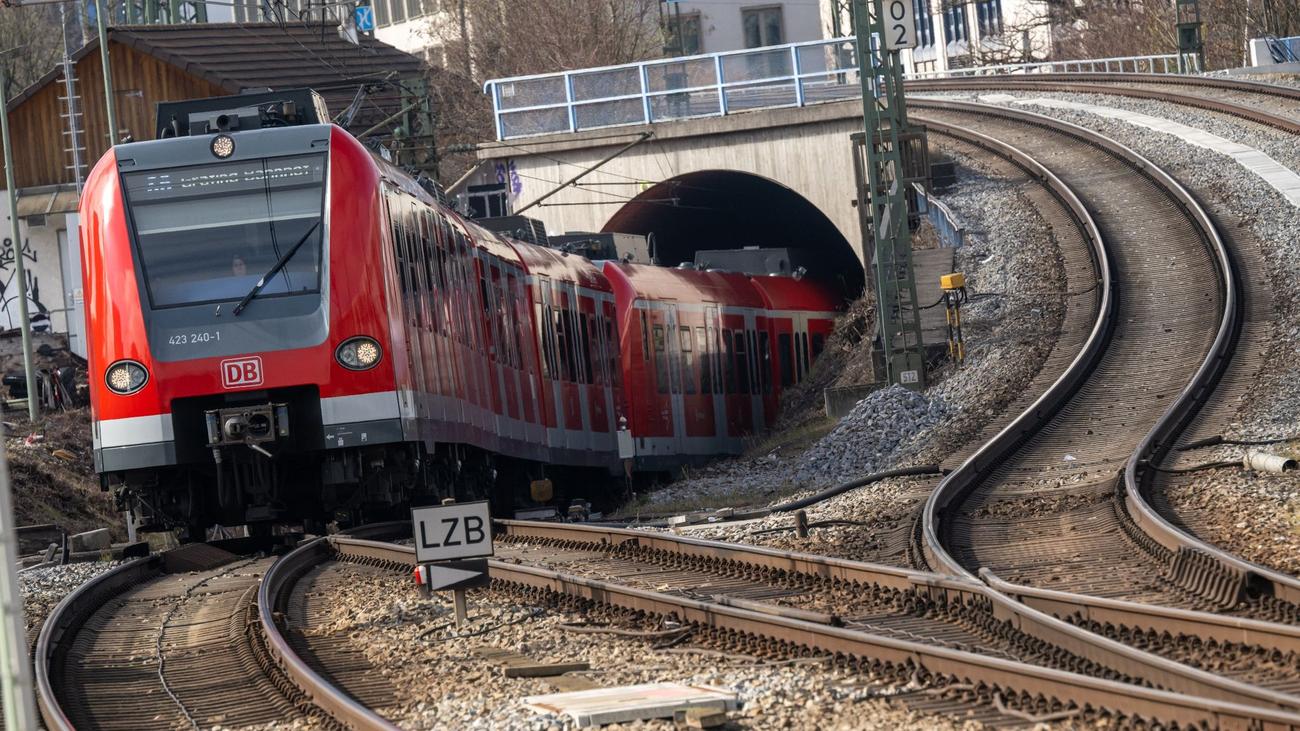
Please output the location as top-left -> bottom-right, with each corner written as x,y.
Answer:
483,35 -> 1187,141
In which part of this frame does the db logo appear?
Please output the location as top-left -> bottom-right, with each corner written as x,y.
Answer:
221,357 -> 263,389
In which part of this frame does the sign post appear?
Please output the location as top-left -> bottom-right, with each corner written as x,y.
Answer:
412,498 -> 492,628
851,0 -> 927,391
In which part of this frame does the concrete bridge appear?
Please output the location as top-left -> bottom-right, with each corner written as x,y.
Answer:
458,100 -> 870,296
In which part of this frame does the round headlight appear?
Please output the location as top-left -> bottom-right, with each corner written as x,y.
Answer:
105,360 -> 149,394
336,337 -> 382,370
210,134 -> 235,159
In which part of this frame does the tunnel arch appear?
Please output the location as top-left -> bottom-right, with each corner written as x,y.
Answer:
600,170 -> 864,300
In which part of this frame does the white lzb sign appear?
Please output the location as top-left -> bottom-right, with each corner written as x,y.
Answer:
883,0 -> 917,50
412,501 -> 493,563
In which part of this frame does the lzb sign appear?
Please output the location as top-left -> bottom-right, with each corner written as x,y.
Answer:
412,500 -> 493,563
883,0 -> 917,50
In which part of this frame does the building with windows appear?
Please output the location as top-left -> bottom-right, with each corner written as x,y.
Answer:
820,0 -> 1050,74
661,2 -> 824,56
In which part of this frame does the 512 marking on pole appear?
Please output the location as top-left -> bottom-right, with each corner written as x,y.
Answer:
883,0 -> 917,50
412,500 -> 493,563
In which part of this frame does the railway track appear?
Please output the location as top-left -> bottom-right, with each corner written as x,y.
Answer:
908,72 -> 1300,133
913,69 -> 1300,607
304,526 -> 1300,728
33,541 -> 397,731
904,97 -> 1300,684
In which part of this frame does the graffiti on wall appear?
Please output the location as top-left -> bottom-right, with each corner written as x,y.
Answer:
0,235 -> 48,332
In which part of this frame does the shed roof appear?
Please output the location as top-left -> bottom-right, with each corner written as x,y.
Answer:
8,22 -> 427,114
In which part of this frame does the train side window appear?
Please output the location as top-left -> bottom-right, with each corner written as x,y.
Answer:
759,331 -> 772,394
811,332 -> 825,360
696,327 -> 711,394
555,309 -> 571,382
722,328 -> 736,394
679,326 -> 696,395
747,330 -> 760,395
801,332 -> 811,374
579,312 -> 594,385
733,331 -> 749,394
652,325 -> 668,394
606,317 -> 618,388
640,310 -> 650,362
541,304 -> 555,379
778,333 -> 794,388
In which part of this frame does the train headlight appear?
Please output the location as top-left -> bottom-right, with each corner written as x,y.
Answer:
210,134 -> 235,159
336,337 -> 382,370
105,360 -> 149,395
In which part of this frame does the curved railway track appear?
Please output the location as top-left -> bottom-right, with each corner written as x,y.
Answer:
908,72 -> 1300,132
911,70 -> 1300,613
907,97 -> 1300,679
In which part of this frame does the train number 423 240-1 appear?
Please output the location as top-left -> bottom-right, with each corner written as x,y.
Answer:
168,331 -> 221,345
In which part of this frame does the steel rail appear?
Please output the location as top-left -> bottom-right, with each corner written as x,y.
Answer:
257,537 -> 401,731
329,536 -> 1300,730
34,555 -> 163,731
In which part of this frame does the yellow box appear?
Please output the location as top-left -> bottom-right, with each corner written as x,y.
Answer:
940,272 -> 966,290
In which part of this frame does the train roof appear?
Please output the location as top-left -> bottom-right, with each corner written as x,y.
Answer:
509,239 -> 611,291
602,263 -> 766,309
747,274 -> 846,313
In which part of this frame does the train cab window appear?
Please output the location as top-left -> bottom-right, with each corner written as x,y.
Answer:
679,326 -> 695,395
733,331 -> 750,394
811,332 -> 826,360
123,154 -> 326,309
778,333 -> 794,388
758,331 -> 772,394
696,327 -> 711,394
653,325 -> 668,394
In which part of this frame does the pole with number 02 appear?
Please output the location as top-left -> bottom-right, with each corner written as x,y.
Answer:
850,0 -> 927,391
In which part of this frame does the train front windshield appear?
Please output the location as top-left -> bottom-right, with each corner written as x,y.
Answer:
122,154 -> 327,309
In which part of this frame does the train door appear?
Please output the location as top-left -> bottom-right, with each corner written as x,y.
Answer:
601,297 -> 620,434
665,305 -> 687,452
746,313 -> 766,431
512,273 -> 539,429
556,283 -> 585,441
770,313 -> 795,403
536,276 -> 561,442
678,309 -> 715,446
720,312 -> 750,437
579,294 -> 610,437
706,306 -> 727,446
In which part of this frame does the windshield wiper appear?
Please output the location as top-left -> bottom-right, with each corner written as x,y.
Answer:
232,221 -> 321,316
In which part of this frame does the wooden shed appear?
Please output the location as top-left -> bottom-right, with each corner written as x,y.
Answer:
2,22 -> 432,191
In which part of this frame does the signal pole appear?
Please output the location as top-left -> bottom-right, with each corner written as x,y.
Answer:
851,0 -> 927,390
94,0 -> 120,146
0,64 -> 40,423
0,63 -> 39,731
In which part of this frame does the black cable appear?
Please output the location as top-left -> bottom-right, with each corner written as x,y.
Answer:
1177,434 -> 1300,451
1145,460 -> 1238,474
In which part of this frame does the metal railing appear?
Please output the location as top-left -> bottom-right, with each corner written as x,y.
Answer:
483,35 -> 1187,140
914,183 -> 965,248
909,53 -> 1193,79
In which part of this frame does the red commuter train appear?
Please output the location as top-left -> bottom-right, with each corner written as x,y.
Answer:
80,91 -> 844,537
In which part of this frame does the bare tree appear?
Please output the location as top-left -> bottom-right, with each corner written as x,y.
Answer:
428,0 -> 663,82
0,4 -> 64,99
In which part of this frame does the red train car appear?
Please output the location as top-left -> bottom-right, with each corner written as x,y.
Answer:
80,90 -> 843,536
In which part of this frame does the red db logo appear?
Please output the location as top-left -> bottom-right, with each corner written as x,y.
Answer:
221,357 -> 263,389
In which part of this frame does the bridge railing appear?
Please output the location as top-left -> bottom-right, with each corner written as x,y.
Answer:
483,37 -> 1186,141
